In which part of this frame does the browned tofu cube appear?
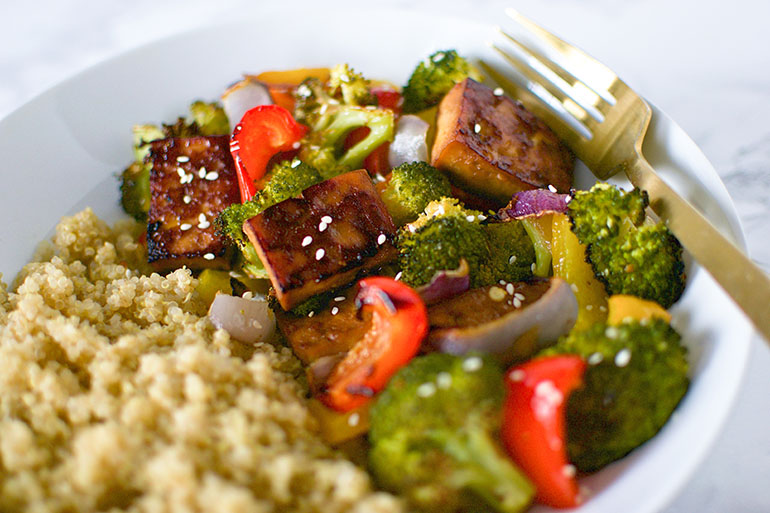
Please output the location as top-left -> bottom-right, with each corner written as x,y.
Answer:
275,286 -> 371,365
243,169 -> 397,310
431,78 -> 574,204
147,136 -> 240,272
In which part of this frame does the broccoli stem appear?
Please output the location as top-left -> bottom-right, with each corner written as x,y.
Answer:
324,108 -> 394,171
521,218 -> 552,278
431,420 -> 535,513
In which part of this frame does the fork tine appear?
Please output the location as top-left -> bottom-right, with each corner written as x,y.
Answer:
490,39 -> 602,129
478,60 -> 590,149
505,8 -> 619,105
497,28 -> 606,122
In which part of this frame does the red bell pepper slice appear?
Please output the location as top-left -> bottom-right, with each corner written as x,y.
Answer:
372,86 -> 403,114
319,277 -> 428,412
501,355 -> 586,509
230,104 -> 307,202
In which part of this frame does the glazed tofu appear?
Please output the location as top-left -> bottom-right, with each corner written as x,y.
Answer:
275,287 -> 371,365
146,136 -> 240,272
431,78 -> 574,204
243,169 -> 397,310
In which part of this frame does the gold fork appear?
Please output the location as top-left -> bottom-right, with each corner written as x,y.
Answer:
481,8 -> 770,343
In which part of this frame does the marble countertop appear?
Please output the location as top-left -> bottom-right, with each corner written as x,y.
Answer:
1,0 -> 768,510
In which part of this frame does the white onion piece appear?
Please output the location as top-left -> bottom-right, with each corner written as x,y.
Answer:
221,78 -> 273,132
388,114 -> 430,168
208,294 -> 276,344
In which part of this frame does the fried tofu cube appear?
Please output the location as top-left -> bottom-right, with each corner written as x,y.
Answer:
431,78 -> 574,204
275,286 -> 371,365
147,136 -> 240,272
243,169 -> 397,310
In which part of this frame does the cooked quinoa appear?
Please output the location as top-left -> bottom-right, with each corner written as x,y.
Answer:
0,208 -> 402,513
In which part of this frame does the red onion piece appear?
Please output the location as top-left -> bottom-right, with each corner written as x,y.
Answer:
501,189 -> 571,219
415,259 -> 470,305
221,78 -> 273,132
388,114 -> 430,168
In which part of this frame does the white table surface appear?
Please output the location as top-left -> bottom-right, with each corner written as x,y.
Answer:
2,0 -> 768,511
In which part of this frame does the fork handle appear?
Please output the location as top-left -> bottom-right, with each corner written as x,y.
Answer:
626,155 -> 770,343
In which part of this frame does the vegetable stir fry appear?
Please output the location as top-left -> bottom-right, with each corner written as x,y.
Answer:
119,49 -> 689,512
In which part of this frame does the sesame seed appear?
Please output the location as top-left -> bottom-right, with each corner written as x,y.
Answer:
565,195 -> 572,204
548,184 -> 558,193
432,52 -> 445,62
499,280 -> 506,285
474,123 -> 481,134
203,253 -> 215,260
318,222 -> 328,232
614,348 -> 631,367
508,255 -> 517,264
509,369 -> 526,382
198,220 -> 210,229
347,412 -> 360,426
477,214 -> 487,221
488,286 -> 506,301
198,213 -> 207,223
176,155 -> 190,163
588,352 -> 604,365
183,195 -> 192,204
198,167 -> 207,178
205,171 -> 219,181
301,236 -> 313,247
571,283 -> 579,293
462,356 -> 483,372
242,291 -> 254,300
334,296 -> 346,302
562,464 -> 577,478
514,292 -> 525,301
531,263 -> 537,272
436,372 -> 452,389
599,305 -> 607,312
493,87 -> 504,96
416,382 -> 437,397
513,297 -> 523,308
394,271 -> 402,281
177,167 -> 186,178
605,326 -> 620,339
321,215 -> 333,224
585,304 -> 593,311
506,283 -> 515,295
292,141 -> 301,149
319,103 -> 328,115
331,306 -> 339,315
180,223 -> 192,231
291,159 -> 301,168
377,233 -> 387,245
315,248 -> 325,260
308,311 -> 315,317
466,215 -> 476,222
184,174 -> 194,184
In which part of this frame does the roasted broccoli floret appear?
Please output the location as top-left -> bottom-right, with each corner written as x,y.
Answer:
568,183 -> 686,308
589,224 -> 685,309
293,68 -> 394,179
369,353 -> 534,513
568,183 -> 648,245
541,318 -> 689,472
484,221 -> 537,283
379,161 -> 451,226
402,49 -> 483,114
216,159 -> 323,279
119,125 -> 164,220
398,199 -> 488,287
399,198 -> 535,288
328,63 -> 376,107
189,100 -> 230,135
